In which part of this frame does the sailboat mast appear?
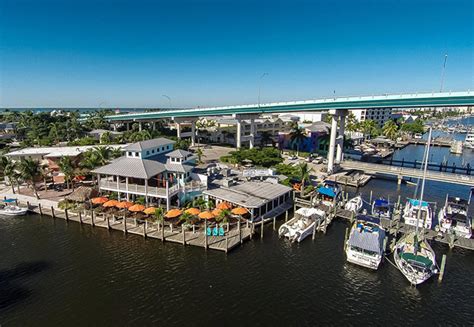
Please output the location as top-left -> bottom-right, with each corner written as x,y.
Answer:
415,127 -> 433,235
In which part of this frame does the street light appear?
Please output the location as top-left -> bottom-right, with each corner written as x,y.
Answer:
258,73 -> 269,107
162,95 -> 172,109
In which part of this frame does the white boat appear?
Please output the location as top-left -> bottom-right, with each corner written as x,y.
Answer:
394,127 -> 437,285
344,195 -> 363,213
403,199 -> 433,229
438,196 -> 472,239
345,215 -> 386,270
394,232 -> 437,285
450,141 -> 463,154
464,133 -> 474,149
371,198 -> 392,219
0,201 -> 29,216
314,181 -> 341,207
278,207 -> 326,243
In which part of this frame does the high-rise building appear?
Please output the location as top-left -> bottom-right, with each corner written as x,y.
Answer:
351,108 -> 392,126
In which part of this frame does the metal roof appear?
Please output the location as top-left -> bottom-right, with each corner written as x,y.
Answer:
348,223 -> 385,254
165,163 -> 194,173
203,181 -> 292,208
92,157 -> 167,179
166,149 -> 192,158
124,137 -> 175,152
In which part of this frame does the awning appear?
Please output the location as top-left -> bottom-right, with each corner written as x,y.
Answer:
318,187 -> 335,198
409,199 -> 428,207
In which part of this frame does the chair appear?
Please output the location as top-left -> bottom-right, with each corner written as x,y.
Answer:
218,227 -> 225,236
206,227 -> 212,236
212,227 -> 218,236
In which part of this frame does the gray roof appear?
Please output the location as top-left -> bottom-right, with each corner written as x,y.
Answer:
166,149 -> 192,158
203,181 -> 292,208
88,129 -> 123,135
305,121 -> 331,133
165,163 -> 194,173
124,137 -> 175,152
92,157 -> 166,179
348,226 -> 385,254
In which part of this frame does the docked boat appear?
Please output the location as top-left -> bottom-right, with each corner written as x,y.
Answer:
450,141 -> 463,154
0,199 -> 29,216
438,196 -> 472,239
278,207 -> 326,242
344,195 -> 363,213
464,133 -> 474,149
394,232 -> 437,285
345,215 -> 386,270
371,198 -> 392,219
314,181 -> 341,207
403,199 -> 433,229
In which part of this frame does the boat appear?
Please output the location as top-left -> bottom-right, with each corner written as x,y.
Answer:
345,215 -> 386,270
450,141 -> 463,154
278,207 -> 326,242
394,127 -> 437,285
438,196 -> 472,239
371,198 -> 392,219
0,199 -> 29,216
313,181 -> 341,207
403,198 -> 433,229
344,195 -> 363,213
464,133 -> 474,149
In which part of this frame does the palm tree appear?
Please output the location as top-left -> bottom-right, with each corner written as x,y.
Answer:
2,157 -> 18,194
361,119 -> 377,139
195,147 -> 205,164
345,113 -> 360,133
18,158 -> 41,199
110,147 -> 123,159
58,157 -> 75,190
91,146 -> 112,166
100,131 -> 112,144
298,162 -> 314,197
289,126 -> 306,156
382,120 -> 399,140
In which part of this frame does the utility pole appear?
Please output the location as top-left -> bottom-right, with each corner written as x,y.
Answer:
440,54 -> 448,92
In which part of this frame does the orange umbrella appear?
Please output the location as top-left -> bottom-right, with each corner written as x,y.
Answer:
103,200 -> 119,207
129,204 -> 146,212
116,201 -> 134,209
212,208 -> 222,216
231,207 -> 248,215
198,211 -> 215,220
216,202 -> 232,210
91,197 -> 108,204
185,207 -> 201,215
143,207 -> 157,215
165,209 -> 182,218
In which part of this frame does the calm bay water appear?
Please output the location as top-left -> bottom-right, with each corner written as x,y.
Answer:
1,132 -> 474,326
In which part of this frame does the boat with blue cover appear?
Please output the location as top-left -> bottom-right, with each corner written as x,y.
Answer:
0,199 -> 29,216
314,181 -> 341,207
403,198 -> 433,229
345,215 -> 386,270
371,198 -> 392,219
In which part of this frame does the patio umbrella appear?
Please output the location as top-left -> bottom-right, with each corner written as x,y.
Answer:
185,207 -> 201,215
91,197 -> 108,204
198,211 -> 215,220
129,204 -> 146,212
231,207 -> 248,215
143,207 -> 157,215
116,201 -> 134,209
103,200 -> 119,207
216,202 -> 232,210
211,208 -> 222,216
165,209 -> 182,218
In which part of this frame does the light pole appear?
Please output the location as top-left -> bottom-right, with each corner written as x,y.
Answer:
258,73 -> 269,107
162,95 -> 172,109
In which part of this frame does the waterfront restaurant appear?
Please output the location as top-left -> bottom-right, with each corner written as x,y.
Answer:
92,138 -> 196,209
203,180 -> 293,221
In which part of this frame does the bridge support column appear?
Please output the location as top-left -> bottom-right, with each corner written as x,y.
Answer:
397,174 -> 403,185
327,110 -> 338,174
176,122 -> 181,139
191,121 -> 196,146
336,111 -> 347,164
249,118 -> 255,149
236,119 -> 242,149
139,121 -> 143,132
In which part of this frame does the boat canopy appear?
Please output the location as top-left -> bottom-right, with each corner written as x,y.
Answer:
374,199 -> 389,207
447,196 -> 469,206
408,199 -> 429,207
295,207 -> 325,218
400,252 -> 433,267
3,199 -> 16,203
348,226 -> 385,254
318,187 -> 335,198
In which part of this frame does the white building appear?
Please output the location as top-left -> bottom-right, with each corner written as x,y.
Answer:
351,108 -> 392,126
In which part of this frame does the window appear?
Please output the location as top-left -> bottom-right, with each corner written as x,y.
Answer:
135,152 -> 139,157
128,151 -> 132,156
152,149 -> 155,153
162,146 -> 165,151
146,151 -> 150,155
167,145 -> 170,149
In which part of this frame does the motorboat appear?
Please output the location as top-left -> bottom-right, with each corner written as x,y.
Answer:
394,232 -> 437,285
314,181 -> 341,207
0,199 -> 29,216
371,198 -> 392,219
345,215 -> 386,270
403,198 -> 433,229
344,195 -> 363,213
278,207 -> 326,243
438,196 -> 472,239
450,141 -> 463,154
464,133 -> 474,149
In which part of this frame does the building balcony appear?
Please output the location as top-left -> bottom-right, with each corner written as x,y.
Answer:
98,179 -> 180,198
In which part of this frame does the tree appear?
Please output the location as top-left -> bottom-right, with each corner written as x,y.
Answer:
110,147 -> 123,159
100,131 -> 112,144
18,158 -> 41,199
382,120 -> 399,140
91,146 -> 112,166
361,119 -> 377,139
58,157 -> 75,190
154,207 -> 164,222
260,131 -> 274,147
297,162 -> 313,197
345,113 -> 360,133
195,147 -> 205,164
289,126 -> 306,155
2,157 -> 18,194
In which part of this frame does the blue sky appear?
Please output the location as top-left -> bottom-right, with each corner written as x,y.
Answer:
0,0 -> 473,108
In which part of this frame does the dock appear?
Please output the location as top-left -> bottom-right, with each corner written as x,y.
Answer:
325,170 -> 372,187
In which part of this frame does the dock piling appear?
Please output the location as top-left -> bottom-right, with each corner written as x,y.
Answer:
107,215 -> 111,230
143,222 -> 147,238
260,220 -> 264,239
65,208 -> 69,221
204,220 -> 208,250
438,254 -> 447,282
38,203 -> 43,216
91,210 -> 95,227
238,219 -> 242,244
182,225 -> 185,245
343,227 -> 349,251
79,211 -> 83,224
123,217 -> 127,234
273,217 -> 276,231
369,190 -> 373,204
51,206 -> 56,219
285,210 -> 289,222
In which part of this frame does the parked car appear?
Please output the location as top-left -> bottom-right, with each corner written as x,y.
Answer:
288,155 -> 297,160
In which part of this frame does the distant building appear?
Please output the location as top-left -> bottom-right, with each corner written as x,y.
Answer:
278,121 -> 331,153
87,129 -> 123,141
351,108 -> 392,126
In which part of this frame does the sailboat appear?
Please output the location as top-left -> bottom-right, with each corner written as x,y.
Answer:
394,128 -> 438,285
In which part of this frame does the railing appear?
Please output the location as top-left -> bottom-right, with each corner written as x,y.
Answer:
99,180 -> 180,197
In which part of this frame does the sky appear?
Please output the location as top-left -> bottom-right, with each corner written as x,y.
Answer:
0,0 -> 473,108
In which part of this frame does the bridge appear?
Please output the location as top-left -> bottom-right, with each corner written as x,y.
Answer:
340,161 -> 474,186
105,90 -> 474,175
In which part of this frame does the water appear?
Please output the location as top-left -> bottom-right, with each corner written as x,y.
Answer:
2,133 -> 474,326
